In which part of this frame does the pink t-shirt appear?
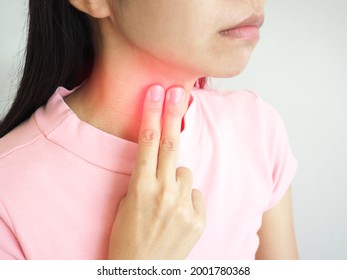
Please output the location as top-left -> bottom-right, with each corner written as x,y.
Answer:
0,86 -> 297,259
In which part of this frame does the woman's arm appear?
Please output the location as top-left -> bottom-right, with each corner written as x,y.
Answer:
255,186 -> 299,259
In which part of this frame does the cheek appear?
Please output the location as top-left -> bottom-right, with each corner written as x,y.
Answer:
127,23 -> 198,66
118,10 -> 258,78
117,4 -> 210,67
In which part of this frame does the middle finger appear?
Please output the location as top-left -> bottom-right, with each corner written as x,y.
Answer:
157,87 -> 189,181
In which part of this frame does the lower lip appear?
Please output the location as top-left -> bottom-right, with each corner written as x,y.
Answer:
219,26 -> 260,40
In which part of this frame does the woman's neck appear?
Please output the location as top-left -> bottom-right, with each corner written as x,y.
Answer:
65,48 -> 198,143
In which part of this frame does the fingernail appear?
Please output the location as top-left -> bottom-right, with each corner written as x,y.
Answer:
150,85 -> 164,101
170,88 -> 184,104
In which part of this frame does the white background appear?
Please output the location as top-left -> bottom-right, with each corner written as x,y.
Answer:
1,1 -> 346,259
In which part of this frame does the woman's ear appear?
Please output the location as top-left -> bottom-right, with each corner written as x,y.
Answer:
68,0 -> 111,18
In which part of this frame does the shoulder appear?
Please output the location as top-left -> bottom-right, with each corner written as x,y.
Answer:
191,86 -> 285,132
0,88 -> 66,160
0,116 -> 45,204
192,86 -> 261,107
0,116 -> 43,161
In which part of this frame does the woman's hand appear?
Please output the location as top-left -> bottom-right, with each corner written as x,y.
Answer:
108,85 -> 206,260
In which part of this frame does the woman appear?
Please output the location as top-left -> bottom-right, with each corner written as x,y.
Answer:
0,0 -> 298,259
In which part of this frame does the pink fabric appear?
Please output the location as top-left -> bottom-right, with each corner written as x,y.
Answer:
0,86 -> 297,259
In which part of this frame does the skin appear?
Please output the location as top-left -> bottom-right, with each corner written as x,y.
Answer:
67,0 -> 299,259
66,0 -> 264,142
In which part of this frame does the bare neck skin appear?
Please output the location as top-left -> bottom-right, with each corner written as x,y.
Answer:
65,24 -> 197,144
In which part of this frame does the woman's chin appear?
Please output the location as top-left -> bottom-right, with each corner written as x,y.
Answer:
209,62 -> 250,79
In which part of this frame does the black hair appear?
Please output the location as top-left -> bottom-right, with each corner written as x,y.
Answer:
0,0 -> 94,137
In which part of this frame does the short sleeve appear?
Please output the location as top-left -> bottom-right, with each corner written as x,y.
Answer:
263,103 -> 298,210
0,203 -> 26,260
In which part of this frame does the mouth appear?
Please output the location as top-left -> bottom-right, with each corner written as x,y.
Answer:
219,14 -> 265,40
